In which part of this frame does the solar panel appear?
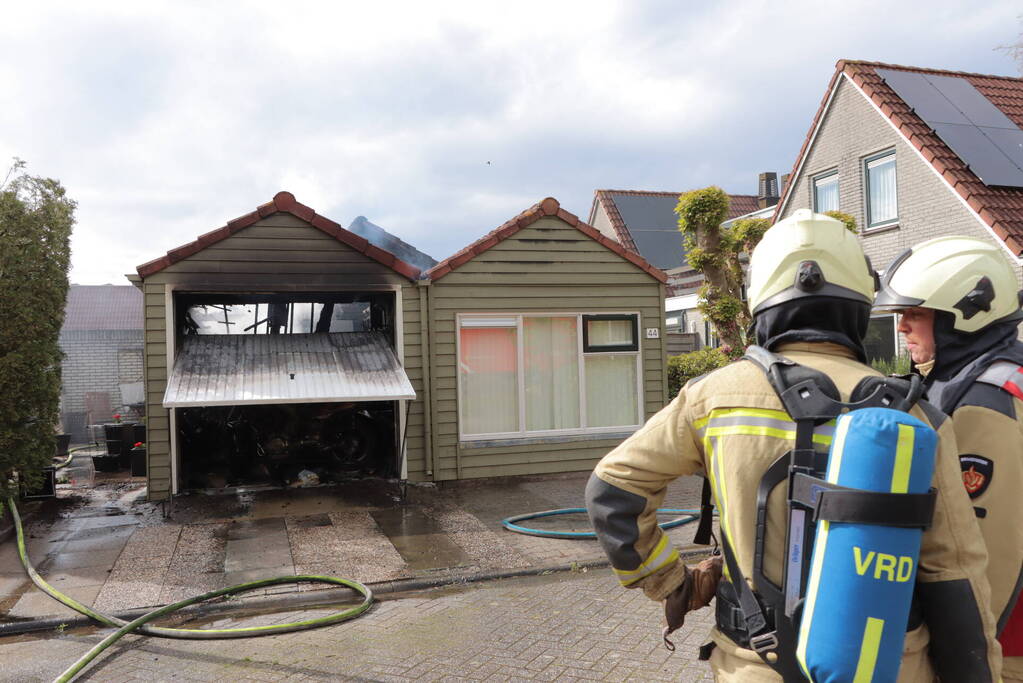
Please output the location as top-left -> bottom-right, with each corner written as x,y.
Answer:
876,69 -> 969,125
924,73 -> 1019,129
610,193 -> 680,230
628,230 -> 687,271
877,68 -> 1023,188
983,127 -> 1023,172
931,123 -> 1023,187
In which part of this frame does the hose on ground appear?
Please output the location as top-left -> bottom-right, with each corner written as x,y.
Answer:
501,507 -> 707,539
5,496 -> 373,683
53,446 -> 92,471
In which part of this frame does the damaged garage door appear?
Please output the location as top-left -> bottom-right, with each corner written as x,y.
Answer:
163,331 -> 415,407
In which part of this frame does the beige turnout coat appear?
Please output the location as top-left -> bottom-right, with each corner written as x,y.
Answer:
586,342 -> 1001,681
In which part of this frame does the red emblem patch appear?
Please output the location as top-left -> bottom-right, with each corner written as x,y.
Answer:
959,455 -> 993,499
963,467 -> 985,494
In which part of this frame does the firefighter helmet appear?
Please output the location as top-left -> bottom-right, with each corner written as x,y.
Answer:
874,236 -> 1022,333
748,209 -> 877,315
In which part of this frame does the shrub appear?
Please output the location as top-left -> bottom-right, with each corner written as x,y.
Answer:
870,355 -> 912,376
0,161 -> 75,500
668,347 -> 731,397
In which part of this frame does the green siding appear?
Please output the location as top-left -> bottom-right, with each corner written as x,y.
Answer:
142,282 -> 171,501
424,216 -> 667,481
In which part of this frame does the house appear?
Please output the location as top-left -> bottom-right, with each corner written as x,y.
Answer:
588,175 -> 778,348
131,192 -> 667,500
59,285 -> 144,444
775,60 -> 1023,360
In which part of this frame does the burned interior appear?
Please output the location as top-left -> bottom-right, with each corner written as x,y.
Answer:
169,292 -> 409,490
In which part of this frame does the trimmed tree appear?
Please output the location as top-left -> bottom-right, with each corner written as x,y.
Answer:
0,160 -> 76,500
675,187 -> 769,353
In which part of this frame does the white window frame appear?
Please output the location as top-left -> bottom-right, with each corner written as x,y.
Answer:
812,170 -> 840,212
864,150 -> 898,231
456,312 -> 644,441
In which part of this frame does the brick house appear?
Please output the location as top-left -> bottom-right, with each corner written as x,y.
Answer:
60,285 -> 144,443
775,60 -> 1023,360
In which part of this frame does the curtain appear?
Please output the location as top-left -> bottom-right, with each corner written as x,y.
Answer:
868,156 -> 897,224
585,355 -> 638,427
587,319 -> 633,347
459,327 -> 519,434
524,317 -> 580,431
814,177 -> 839,212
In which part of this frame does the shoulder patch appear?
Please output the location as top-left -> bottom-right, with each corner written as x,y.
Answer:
917,399 -> 948,429
959,382 -> 1017,420
960,454 -> 994,499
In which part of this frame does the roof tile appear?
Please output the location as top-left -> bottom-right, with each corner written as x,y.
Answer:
425,199 -> 667,283
137,192 -> 420,280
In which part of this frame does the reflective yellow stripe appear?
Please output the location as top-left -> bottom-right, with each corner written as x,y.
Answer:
707,436 -> 734,582
825,416 -> 853,481
891,424 -> 914,494
852,617 -> 885,683
613,533 -> 680,586
799,417 -> 852,676
797,520 -> 831,677
704,424 -> 834,446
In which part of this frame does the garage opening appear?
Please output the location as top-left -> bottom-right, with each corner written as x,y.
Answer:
166,292 -> 414,490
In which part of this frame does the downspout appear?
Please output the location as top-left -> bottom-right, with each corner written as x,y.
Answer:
418,281 -> 435,479
659,282 -> 668,408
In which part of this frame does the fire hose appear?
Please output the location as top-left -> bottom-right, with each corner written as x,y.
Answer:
7,453 -> 373,682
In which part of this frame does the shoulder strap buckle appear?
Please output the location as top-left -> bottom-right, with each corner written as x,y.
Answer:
749,631 -> 780,654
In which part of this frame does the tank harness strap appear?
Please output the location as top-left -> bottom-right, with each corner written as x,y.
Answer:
693,476 -> 715,546
789,473 -> 937,528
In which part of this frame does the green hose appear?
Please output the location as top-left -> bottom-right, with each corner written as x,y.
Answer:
53,445 -> 91,471
6,496 -> 373,683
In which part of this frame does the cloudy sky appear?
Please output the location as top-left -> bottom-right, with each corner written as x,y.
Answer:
1,1 -> 1019,284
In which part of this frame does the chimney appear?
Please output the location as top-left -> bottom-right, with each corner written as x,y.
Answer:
758,172 -> 780,209
781,173 -> 791,195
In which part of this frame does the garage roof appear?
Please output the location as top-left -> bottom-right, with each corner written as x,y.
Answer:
163,331 -> 415,407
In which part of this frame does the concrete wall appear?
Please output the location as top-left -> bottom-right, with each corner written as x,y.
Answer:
419,215 -> 667,481
59,329 -> 144,442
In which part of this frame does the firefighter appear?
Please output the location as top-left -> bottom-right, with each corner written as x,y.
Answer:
876,235 -> 1023,681
585,210 -> 1001,681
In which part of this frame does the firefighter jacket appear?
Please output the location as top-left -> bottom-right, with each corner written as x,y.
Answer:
928,338 -> 1023,679
586,342 -> 1001,681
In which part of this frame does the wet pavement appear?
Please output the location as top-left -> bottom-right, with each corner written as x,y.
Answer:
1,469 -> 707,624
0,570 -> 716,681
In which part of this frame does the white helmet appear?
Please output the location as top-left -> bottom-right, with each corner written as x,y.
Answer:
748,209 -> 877,315
874,236 -> 1023,333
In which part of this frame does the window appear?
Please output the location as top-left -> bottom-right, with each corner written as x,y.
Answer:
864,315 -> 897,362
812,171 -> 839,212
865,151 -> 898,228
457,313 -> 642,439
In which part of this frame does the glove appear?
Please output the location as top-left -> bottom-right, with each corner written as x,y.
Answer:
662,555 -> 723,650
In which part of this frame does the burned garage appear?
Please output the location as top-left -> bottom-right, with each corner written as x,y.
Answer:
133,192 -> 669,502
169,292 -> 411,489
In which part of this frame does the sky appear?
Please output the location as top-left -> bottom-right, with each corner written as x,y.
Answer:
1,1 -> 1020,284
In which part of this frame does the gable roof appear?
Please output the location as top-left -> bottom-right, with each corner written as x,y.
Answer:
775,59 -> 1023,257
62,285 -> 143,332
589,190 -> 761,270
136,191 -> 423,280
425,197 -> 667,283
